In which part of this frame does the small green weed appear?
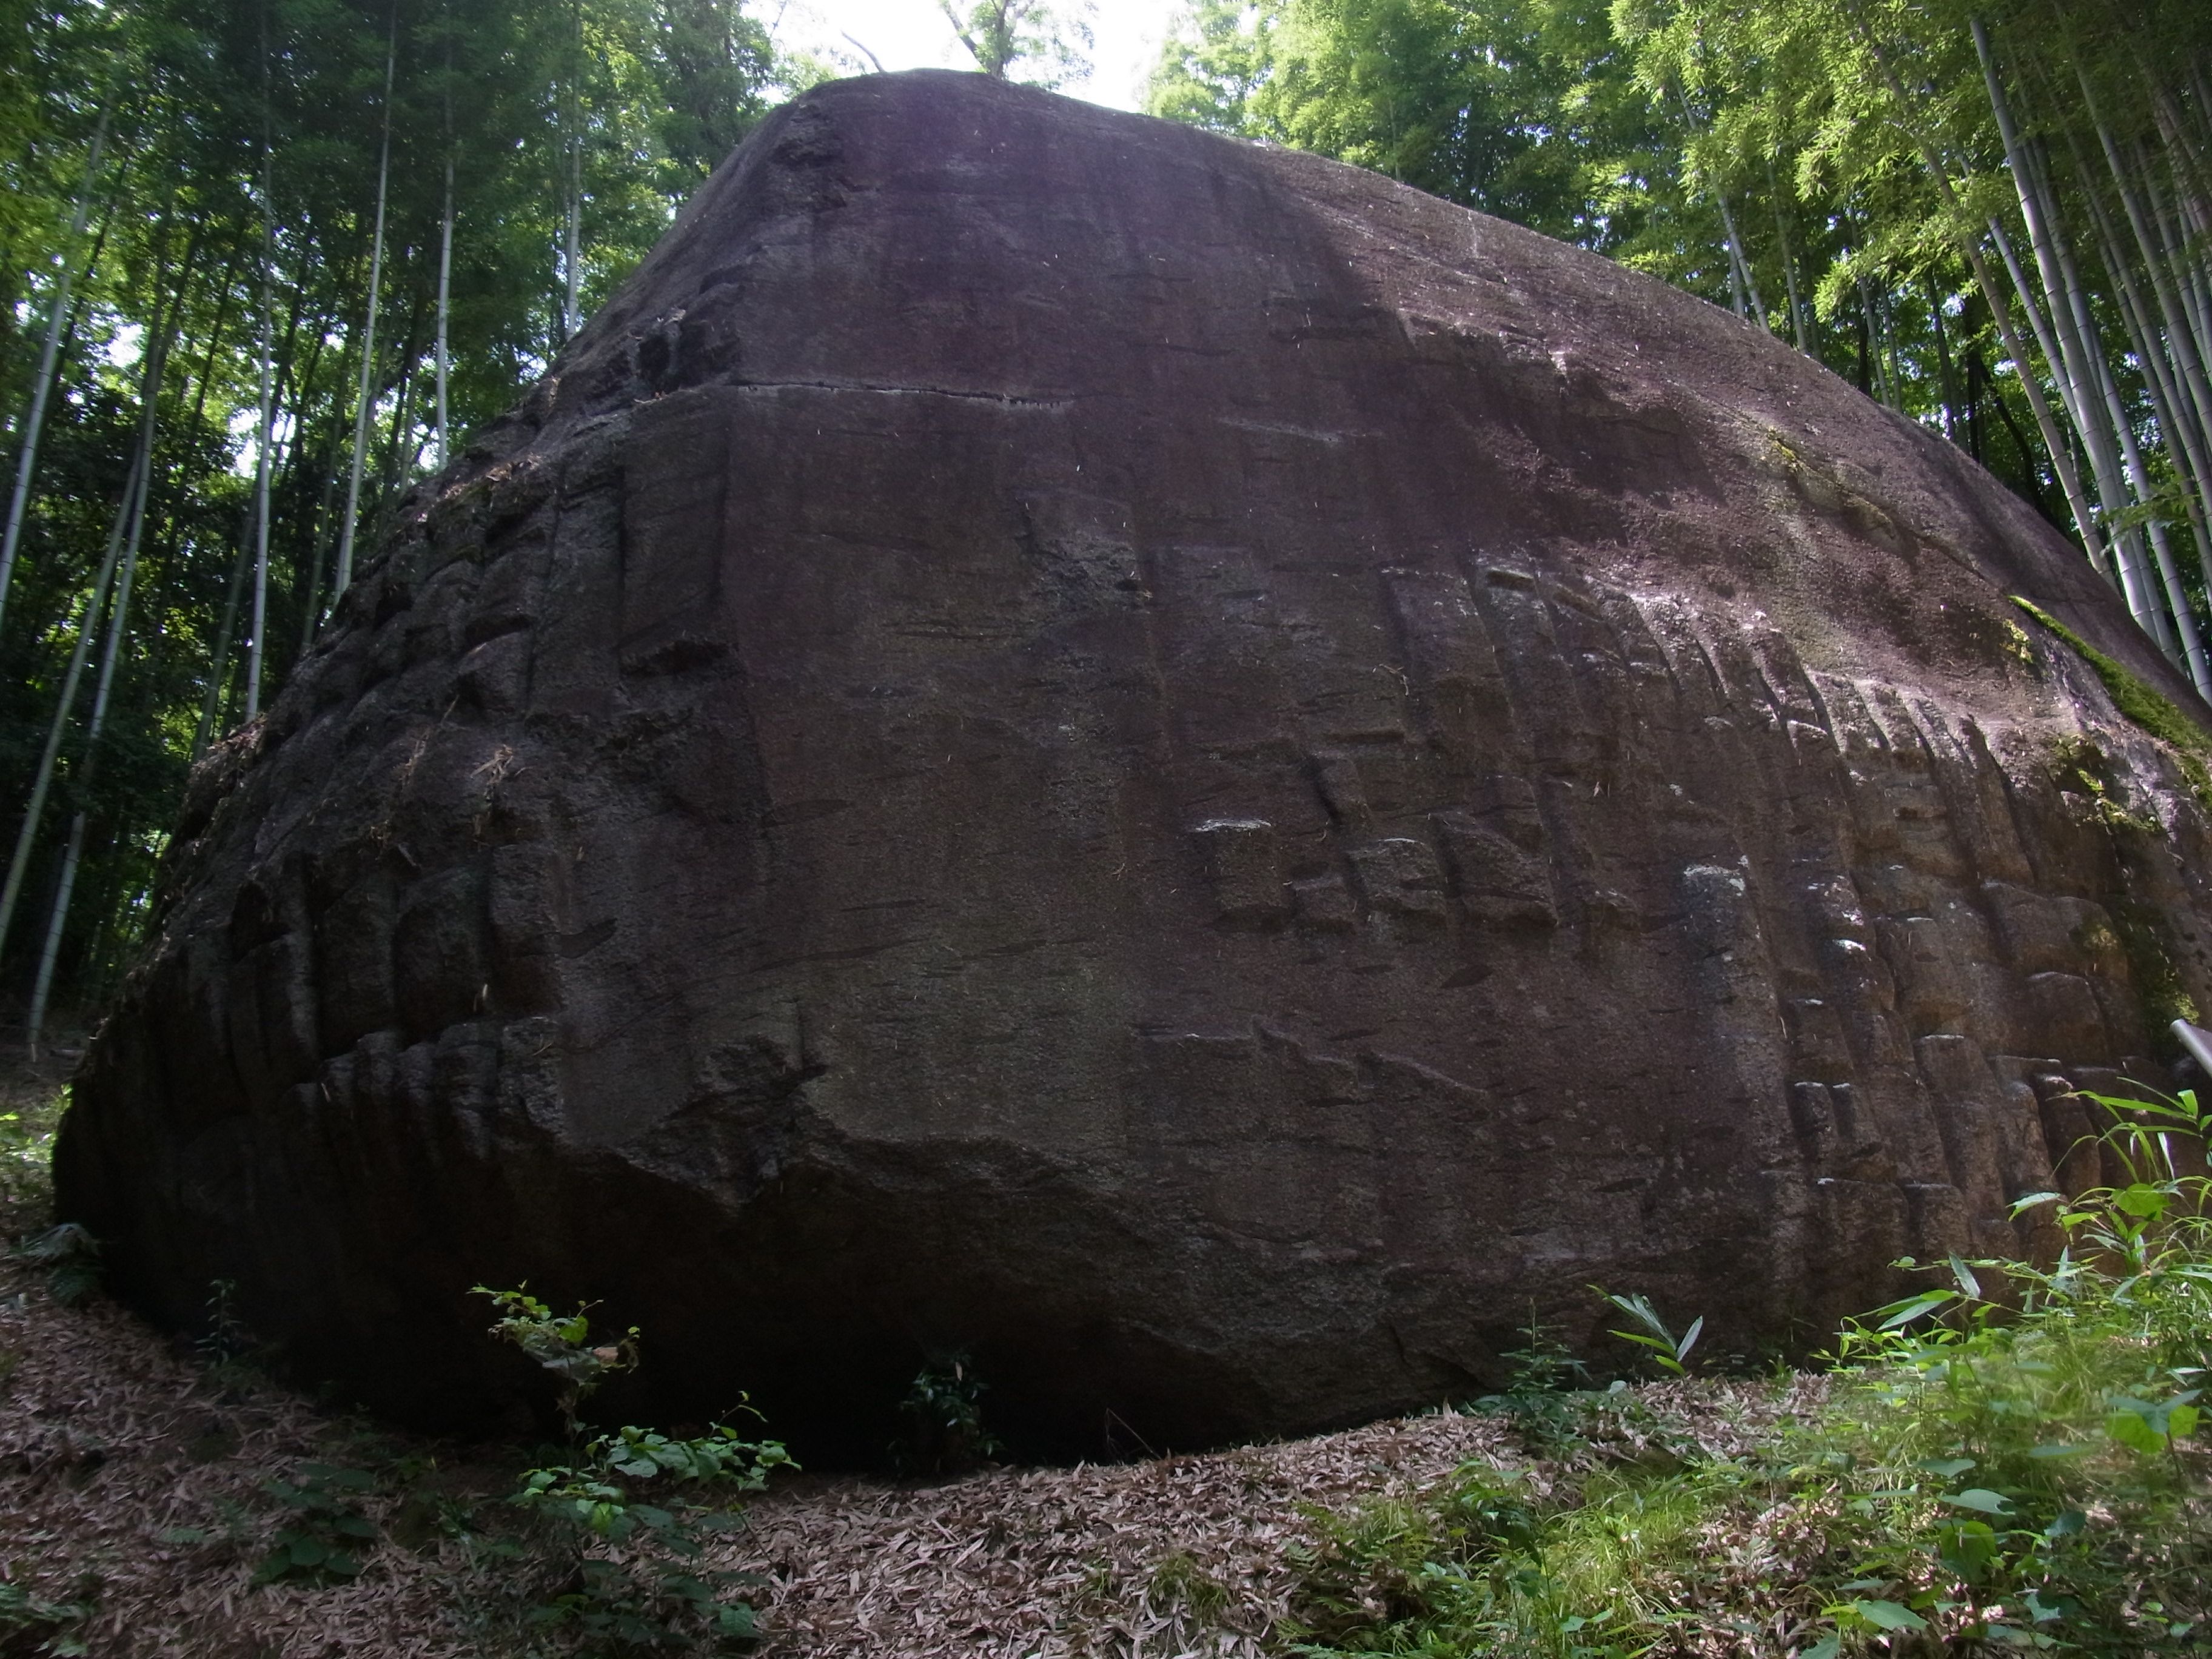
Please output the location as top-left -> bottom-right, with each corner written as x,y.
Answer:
195,1279 -> 252,1370
478,1284 -> 792,1652
894,1350 -> 1001,1475
1598,1290 -> 1704,1378
0,1577 -> 94,1656
253,1463 -> 379,1585
472,1283 -> 638,1439
1147,1549 -> 1231,1619
13,1224 -> 101,1307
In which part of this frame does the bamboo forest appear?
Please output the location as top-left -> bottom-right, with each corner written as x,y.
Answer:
4,0 -> 2211,1047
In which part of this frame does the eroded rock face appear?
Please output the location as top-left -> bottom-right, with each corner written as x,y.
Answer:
58,72 -> 2212,1459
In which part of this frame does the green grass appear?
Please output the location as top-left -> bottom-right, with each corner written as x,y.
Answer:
1281,1088 -> 2212,1658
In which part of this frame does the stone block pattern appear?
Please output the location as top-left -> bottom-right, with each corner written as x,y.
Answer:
57,73 -> 2212,1461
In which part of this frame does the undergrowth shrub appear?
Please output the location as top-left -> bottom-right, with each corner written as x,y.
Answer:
0,1577 -> 93,1658
1285,1087 -> 2212,1658
0,1084 -> 66,1238
474,1285 -> 793,1652
894,1350 -> 1001,1475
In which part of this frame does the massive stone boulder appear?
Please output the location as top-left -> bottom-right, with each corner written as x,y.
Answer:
58,72 -> 2212,1459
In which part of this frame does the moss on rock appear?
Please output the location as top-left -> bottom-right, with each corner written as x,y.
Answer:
2011,596 -> 2212,815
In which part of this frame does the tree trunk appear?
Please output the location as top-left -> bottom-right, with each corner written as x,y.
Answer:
1925,275 -> 1961,444
2068,121 -> 2212,610
1988,213 -> 2163,632
27,362 -> 160,1050
192,520 -> 252,761
1976,21 -> 2147,603
245,154 -> 277,720
335,10 -> 400,600
436,0 -> 455,466
1767,159 -> 1811,354
436,148 -> 454,468
0,106 -> 110,633
2113,130 -> 2212,465
0,361 -> 159,960
1849,16 -> 2122,614
561,0 -> 585,342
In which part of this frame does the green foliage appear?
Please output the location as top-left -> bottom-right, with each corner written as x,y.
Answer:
894,1350 -> 1003,1475
1281,1087 -> 2212,1657
473,1282 -> 639,1439
1145,0 -> 1282,133
252,1462 -> 378,1586
0,1578 -> 94,1657
1148,1549 -> 1233,1619
1597,1290 -> 1703,1377
12,1223 -> 100,1307
0,1085 -> 67,1235
476,1283 -> 793,1651
508,1424 -> 788,1652
939,1 -> 1096,87
0,0 -> 794,1017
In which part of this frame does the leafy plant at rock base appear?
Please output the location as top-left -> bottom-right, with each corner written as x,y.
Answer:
894,1350 -> 1002,1476
1470,1318 -> 1683,1464
1598,1290 -> 1704,1378
1281,1087 -> 2212,1658
12,1224 -> 99,1306
477,1285 -> 793,1652
252,1462 -> 378,1586
473,1284 -> 640,1440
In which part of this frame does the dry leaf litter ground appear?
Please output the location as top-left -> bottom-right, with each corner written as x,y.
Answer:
1,1036 -> 1815,1657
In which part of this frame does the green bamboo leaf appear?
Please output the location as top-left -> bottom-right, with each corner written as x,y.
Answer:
1940,1488 -> 2014,1515
1851,1600 -> 1928,1632
1874,1291 -> 1954,1329
1947,1253 -> 1982,1298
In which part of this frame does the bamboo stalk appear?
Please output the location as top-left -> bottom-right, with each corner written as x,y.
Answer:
1925,275 -> 1962,444
561,0 -> 584,341
0,418 -> 150,961
245,147 -> 276,718
2066,121 -> 2212,608
2129,135 -> 2212,451
1989,214 -> 2159,626
2081,69 -> 2212,471
335,7 -> 399,600
1766,158 -> 1811,354
1969,36 -> 2137,600
1977,21 -> 2142,579
27,349 -> 161,1053
0,106 -> 110,635
191,520 -> 252,762
436,0 -> 454,468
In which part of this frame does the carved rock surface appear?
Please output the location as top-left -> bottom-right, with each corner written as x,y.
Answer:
59,72 -> 2212,1458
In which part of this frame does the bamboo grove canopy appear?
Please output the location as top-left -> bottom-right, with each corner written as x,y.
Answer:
2,0 -> 2209,1039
